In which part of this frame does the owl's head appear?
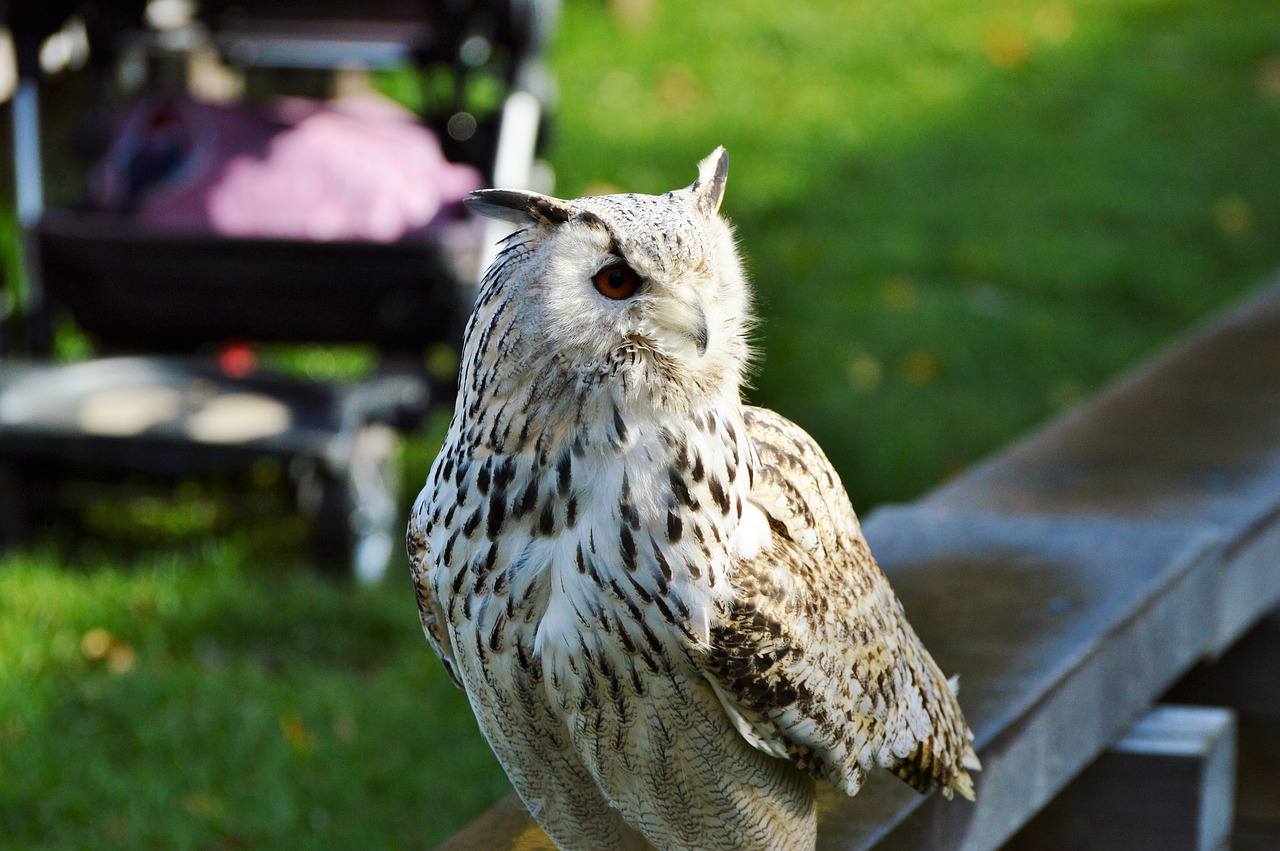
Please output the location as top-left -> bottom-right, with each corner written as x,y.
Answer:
464,148 -> 752,417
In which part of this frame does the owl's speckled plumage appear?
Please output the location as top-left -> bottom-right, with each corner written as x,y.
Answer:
408,149 -> 978,850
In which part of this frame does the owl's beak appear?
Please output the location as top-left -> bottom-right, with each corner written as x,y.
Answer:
652,296 -> 709,358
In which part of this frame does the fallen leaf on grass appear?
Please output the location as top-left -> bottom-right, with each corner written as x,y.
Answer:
899,351 -> 941,385
81,628 -> 137,674
281,713 -> 313,754
846,353 -> 883,392
81,628 -> 113,660
1212,195 -> 1253,238
984,26 -> 1031,69
183,791 -> 226,819
881,276 -> 920,311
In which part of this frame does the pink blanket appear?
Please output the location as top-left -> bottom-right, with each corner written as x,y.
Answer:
90,92 -> 483,243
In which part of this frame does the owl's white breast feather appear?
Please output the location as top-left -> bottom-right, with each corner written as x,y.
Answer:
731,499 -> 773,561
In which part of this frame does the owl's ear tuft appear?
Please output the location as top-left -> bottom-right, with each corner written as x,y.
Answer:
690,147 -> 729,216
466,189 -> 572,226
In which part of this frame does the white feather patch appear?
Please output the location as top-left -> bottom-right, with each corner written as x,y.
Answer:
684,594 -> 713,648
731,500 -> 772,561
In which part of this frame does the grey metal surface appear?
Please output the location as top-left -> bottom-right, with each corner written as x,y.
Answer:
829,279 -> 1280,849
1005,705 -> 1236,851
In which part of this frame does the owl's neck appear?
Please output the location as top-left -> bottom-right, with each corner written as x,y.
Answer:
437,318 -> 759,661
456,342 -> 742,461
455,310 -> 741,459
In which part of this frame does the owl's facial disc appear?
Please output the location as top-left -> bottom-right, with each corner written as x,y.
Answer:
468,147 -> 746,402
564,212 -> 713,364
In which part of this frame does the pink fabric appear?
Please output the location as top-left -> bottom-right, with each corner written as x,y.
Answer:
91,92 -> 483,243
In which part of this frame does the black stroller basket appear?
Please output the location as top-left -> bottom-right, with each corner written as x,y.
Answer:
0,0 -> 557,580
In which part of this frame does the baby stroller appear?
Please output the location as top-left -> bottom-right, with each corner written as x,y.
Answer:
0,0 -> 557,581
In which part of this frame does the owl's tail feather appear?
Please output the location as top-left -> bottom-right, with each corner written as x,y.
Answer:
951,743 -> 981,801
889,738 -> 979,802
888,642 -> 982,801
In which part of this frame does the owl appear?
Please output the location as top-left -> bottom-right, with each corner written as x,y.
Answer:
408,148 -> 978,851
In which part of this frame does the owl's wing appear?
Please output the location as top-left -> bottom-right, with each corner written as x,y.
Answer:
701,406 -> 978,800
407,500 -> 463,689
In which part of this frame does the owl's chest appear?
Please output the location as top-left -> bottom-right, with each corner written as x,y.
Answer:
427,429 -> 748,694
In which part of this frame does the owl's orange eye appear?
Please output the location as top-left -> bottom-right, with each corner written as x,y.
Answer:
592,263 -> 641,300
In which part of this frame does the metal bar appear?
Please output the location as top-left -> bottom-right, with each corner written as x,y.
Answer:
1005,705 -> 1236,851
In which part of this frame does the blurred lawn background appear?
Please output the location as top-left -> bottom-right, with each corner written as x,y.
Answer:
3,0 -> 1280,847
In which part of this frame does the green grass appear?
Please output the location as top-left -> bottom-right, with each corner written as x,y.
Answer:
0,539 -> 508,850
3,0 -> 1280,847
550,0 -> 1280,503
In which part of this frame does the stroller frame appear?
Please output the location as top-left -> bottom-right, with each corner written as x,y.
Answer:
0,0 -> 556,580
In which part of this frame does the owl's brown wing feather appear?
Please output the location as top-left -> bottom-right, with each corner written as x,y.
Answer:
701,406 -> 978,800
407,509 -> 463,689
